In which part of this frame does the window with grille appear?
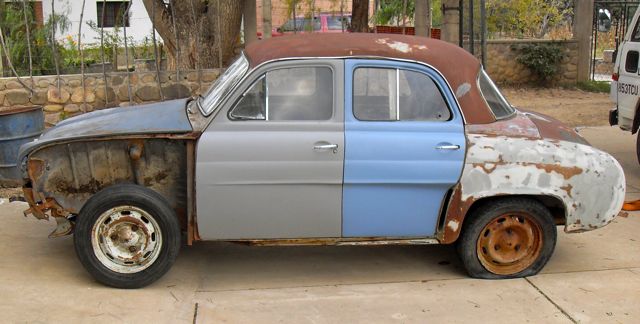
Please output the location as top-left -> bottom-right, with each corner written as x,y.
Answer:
96,1 -> 130,28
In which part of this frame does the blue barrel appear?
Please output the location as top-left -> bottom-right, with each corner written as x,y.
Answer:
0,107 -> 44,186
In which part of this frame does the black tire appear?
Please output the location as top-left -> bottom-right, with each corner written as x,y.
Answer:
456,197 -> 557,279
74,184 -> 181,288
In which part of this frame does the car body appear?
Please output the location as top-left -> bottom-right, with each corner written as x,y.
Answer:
17,34 -> 625,288
271,13 -> 351,36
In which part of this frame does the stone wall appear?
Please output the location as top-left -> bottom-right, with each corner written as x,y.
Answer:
0,69 -> 219,125
475,39 -> 579,85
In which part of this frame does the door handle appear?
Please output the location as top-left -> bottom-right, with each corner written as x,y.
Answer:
436,144 -> 461,150
313,144 -> 338,152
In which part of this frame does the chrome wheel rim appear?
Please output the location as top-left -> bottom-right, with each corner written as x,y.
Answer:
91,206 -> 162,274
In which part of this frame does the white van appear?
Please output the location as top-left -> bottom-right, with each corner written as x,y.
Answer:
611,6 -> 640,160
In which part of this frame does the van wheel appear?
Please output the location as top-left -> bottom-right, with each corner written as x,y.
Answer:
456,198 -> 557,279
74,184 -> 181,288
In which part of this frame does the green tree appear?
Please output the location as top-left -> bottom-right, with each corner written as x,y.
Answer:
0,2 -> 70,75
486,0 -> 573,38
372,0 -> 442,27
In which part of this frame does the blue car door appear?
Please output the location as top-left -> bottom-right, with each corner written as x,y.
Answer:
343,59 -> 466,237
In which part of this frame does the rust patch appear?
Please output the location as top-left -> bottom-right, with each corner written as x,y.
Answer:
439,184 -> 476,244
233,237 -> 438,246
143,171 -> 169,186
472,162 -> 500,174
526,163 -> 583,180
54,178 -> 103,194
560,184 -> 573,198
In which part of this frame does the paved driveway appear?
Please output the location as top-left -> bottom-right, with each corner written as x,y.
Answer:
0,126 -> 638,323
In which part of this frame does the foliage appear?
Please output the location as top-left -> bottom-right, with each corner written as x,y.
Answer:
373,0 -> 415,25
371,0 -> 442,27
86,20 -> 126,65
512,43 -> 565,83
576,80 -> 611,93
486,0 -> 573,39
0,2 -> 70,75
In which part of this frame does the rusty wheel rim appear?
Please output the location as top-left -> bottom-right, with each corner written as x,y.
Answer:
91,206 -> 163,274
476,212 -> 543,275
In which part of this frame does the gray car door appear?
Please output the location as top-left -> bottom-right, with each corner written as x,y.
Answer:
196,59 -> 344,240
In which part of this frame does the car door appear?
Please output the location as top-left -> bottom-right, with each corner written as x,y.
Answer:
342,59 -> 466,237
196,60 -> 344,240
616,13 -> 640,125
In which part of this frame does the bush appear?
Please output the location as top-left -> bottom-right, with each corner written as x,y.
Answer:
512,43 -> 565,84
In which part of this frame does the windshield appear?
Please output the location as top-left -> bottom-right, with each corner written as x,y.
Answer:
478,69 -> 515,119
200,54 -> 250,114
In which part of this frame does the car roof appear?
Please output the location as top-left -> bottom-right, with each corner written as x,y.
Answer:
244,33 -> 495,124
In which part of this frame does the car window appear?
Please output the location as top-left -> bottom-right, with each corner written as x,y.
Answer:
478,70 -> 515,119
230,67 -> 333,121
200,54 -> 249,114
327,16 -> 351,30
353,67 -> 451,121
281,17 -> 321,32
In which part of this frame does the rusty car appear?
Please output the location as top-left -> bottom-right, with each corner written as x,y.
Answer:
16,34 -> 625,288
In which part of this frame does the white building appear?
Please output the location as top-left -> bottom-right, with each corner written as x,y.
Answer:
40,0 -> 158,45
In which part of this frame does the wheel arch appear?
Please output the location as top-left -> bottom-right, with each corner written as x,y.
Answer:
22,137 -> 195,239
439,191 -> 566,244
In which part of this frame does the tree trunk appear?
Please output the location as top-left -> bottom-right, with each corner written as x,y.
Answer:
262,0 -> 272,39
142,0 -> 244,69
415,0 -> 431,37
243,0 -> 257,45
351,0 -> 369,32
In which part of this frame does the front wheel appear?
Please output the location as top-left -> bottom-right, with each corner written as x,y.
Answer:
456,197 -> 557,279
74,184 -> 181,288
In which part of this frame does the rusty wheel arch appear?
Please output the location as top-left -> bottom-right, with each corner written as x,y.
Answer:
440,193 -> 566,244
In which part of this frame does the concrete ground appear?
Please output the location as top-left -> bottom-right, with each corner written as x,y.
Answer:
0,126 -> 639,323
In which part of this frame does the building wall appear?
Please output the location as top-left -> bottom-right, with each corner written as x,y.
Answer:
41,0 -> 156,44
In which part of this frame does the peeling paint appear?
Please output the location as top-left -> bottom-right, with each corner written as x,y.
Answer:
460,134 -> 625,233
456,83 -> 471,99
375,38 -> 412,53
447,220 -> 460,232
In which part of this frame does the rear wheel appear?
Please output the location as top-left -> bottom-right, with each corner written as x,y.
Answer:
457,197 -> 557,279
74,184 -> 181,288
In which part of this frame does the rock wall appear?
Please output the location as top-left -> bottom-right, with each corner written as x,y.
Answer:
0,70 -> 219,125
474,39 -> 579,85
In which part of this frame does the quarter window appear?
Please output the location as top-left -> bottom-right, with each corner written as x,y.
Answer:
353,67 -> 451,121
478,70 -> 515,119
230,67 -> 333,121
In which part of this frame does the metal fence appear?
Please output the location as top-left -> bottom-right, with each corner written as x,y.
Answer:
0,0 -> 367,110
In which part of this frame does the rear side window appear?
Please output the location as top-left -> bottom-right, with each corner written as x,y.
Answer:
230,67 -> 333,121
478,70 -> 515,119
353,67 -> 451,121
